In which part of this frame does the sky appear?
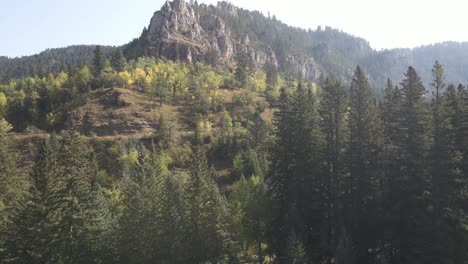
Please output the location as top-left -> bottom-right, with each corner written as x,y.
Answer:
1,0 -> 468,58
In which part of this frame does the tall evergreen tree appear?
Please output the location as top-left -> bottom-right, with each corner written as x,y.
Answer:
268,87 -> 294,257
387,66 -> 431,263
442,83 -> 468,262
264,63 -> 278,91
111,49 -> 126,72
381,79 -> 402,143
235,52 -> 254,88
157,172 -> 187,264
156,114 -> 170,149
46,131 -> 106,263
429,61 -> 452,212
118,149 -> 167,264
3,135 -> 59,264
269,83 -> 326,262
185,144 -> 231,263
0,119 -> 26,261
229,175 -> 271,264
445,84 -> 465,151
92,45 -> 105,78
345,66 -> 382,263
427,61 -> 468,263
318,77 -> 348,262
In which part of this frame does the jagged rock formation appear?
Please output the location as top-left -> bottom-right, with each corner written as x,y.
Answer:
128,0 -> 321,81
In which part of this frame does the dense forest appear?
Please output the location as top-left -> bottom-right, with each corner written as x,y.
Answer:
0,42 -> 467,263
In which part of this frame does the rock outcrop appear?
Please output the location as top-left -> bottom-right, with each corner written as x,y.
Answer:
137,0 -> 321,81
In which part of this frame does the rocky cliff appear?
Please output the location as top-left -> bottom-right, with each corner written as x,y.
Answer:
128,0 -> 321,81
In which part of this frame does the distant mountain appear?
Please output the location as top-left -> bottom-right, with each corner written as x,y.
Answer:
362,42 -> 468,88
2,0 -> 468,90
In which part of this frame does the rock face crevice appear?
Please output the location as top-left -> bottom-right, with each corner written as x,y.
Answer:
138,0 -> 321,81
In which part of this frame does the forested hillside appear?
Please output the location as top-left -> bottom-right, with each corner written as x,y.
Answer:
1,0 -> 468,263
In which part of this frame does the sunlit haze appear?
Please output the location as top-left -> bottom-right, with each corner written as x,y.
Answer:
2,0 -> 467,57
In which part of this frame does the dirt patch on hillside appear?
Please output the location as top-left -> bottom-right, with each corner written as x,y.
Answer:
67,88 -> 180,137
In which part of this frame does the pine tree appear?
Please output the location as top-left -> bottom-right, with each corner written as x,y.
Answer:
293,83 -> 327,261
345,66 -> 382,263
381,79 -> 402,143
92,45 -> 105,78
46,131 -> 104,263
381,79 -> 404,252
442,83 -> 468,262
0,119 -> 24,213
318,77 -> 348,262
220,110 -> 233,145
450,84 -> 468,164
388,66 -> 431,263
3,135 -> 59,264
111,49 -> 126,72
156,114 -> 170,149
235,52 -> 254,88
265,63 -> 278,91
268,86 -> 299,260
229,175 -> 271,263
157,173 -> 186,264
0,119 -> 26,259
445,84 -> 465,151
269,83 -> 326,262
185,144 -> 231,263
429,61 -> 454,213
248,111 -> 269,149
88,183 -> 119,264
118,148 -> 165,264
269,87 -> 294,208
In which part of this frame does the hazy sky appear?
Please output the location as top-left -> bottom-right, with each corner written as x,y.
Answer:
2,0 -> 468,58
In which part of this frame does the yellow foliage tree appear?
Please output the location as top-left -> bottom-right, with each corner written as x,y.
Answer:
119,71 -> 133,87
133,68 -> 147,89
0,118 -> 12,135
73,66 -> 93,91
53,71 -> 69,88
248,69 -> 267,92
0,92 -> 7,117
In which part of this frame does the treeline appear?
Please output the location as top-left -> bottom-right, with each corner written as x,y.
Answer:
0,45 -> 116,82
